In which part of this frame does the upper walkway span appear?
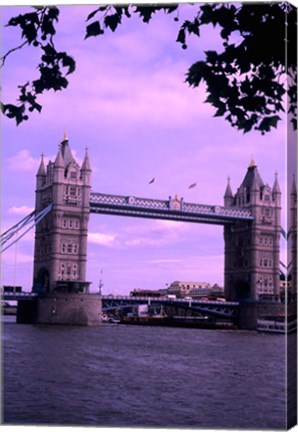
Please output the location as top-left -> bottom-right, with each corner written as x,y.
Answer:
90,192 -> 254,225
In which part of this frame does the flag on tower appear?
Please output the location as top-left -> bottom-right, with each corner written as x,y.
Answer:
149,177 -> 155,184
188,182 -> 197,189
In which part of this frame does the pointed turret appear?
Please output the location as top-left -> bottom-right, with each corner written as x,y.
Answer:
272,172 -> 281,195
53,144 -> 65,186
37,153 -> 46,177
36,153 -> 46,191
81,147 -> 92,172
241,157 -> 264,191
81,147 -> 92,188
60,132 -> 75,167
54,145 -> 64,168
224,177 -> 234,207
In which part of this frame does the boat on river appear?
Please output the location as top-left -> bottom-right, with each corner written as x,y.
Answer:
257,315 -> 296,334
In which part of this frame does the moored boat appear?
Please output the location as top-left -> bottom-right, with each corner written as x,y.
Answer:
257,315 -> 296,334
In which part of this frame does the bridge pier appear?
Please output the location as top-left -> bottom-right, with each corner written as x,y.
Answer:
238,302 -> 294,330
17,293 -> 102,326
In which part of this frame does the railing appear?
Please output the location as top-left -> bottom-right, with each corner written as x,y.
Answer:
90,192 -> 254,224
102,295 -> 239,306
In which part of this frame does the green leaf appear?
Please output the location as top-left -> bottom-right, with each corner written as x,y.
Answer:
213,103 -> 226,117
259,115 -> 281,132
86,8 -> 100,22
176,28 -> 185,44
85,21 -> 103,39
61,54 -> 76,75
135,6 -> 157,23
104,13 -> 121,32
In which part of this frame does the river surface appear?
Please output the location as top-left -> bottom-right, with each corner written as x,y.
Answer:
2,316 -> 293,429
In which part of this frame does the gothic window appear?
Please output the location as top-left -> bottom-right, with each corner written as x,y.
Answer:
70,186 -> 76,196
263,259 -> 268,267
67,265 -> 71,276
70,171 -> 77,179
67,244 -> 72,254
73,244 -> 78,254
63,219 -> 67,228
264,195 -> 270,201
75,220 -> 79,229
62,244 -> 66,253
69,220 -> 73,229
260,259 -> 263,267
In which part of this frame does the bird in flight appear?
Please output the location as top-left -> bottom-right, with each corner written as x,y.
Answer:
188,182 -> 197,189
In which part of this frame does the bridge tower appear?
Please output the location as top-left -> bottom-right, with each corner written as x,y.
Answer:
290,176 -> 297,300
224,159 -> 281,302
28,133 -> 101,325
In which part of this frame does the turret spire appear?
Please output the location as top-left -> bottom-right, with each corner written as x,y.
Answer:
224,176 -> 233,198
224,176 -> 234,207
37,153 -> 46,176
61,130 -> 68,143
81,146 -> 92,172
249,155 -> 257,168
54,144 -> 64,168
272,171 -> 281,194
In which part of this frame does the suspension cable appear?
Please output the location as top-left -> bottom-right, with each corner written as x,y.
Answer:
0,204 -> 53,254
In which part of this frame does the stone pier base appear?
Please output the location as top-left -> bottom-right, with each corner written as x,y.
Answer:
17,293 -> 102,326
238,301 -> 296,330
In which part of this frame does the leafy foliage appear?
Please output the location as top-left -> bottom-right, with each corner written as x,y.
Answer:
1,7 -> 75,125
1,3 -> 297,134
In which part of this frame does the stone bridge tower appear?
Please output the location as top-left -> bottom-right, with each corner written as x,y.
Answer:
29,134 -> 101,325
290,176 -> 297,300
224,159 -> 281,302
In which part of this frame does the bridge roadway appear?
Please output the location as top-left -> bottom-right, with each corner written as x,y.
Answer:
90,192 -> 254,225
102,296 -> 239,319
2,293 -> 239,319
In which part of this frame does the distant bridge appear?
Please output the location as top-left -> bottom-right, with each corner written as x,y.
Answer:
1,292 -> 38,301
101,295 -> 239,319
1,292 -> 239,319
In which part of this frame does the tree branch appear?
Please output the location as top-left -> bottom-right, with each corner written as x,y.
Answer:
0,41 -> 28,68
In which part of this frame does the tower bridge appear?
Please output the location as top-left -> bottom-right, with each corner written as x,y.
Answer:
89,192 -> 254,225
1,134 -> 296,328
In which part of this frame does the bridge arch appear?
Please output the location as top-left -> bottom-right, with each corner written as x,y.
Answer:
34,267 -> 50,294
234,279 -> 251,302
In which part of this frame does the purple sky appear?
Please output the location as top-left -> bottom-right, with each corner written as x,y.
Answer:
1,3 -> 294,294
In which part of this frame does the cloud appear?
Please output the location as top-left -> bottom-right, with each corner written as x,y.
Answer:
8,205 -> 34,215
122,219 -> 189,247
2,251 -> 33,265
88,232 -> 116,247
6,146 -> 84,175
7,150 -> 39,172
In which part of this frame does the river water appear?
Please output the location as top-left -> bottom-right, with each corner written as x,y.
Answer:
2,316 -> 294,429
